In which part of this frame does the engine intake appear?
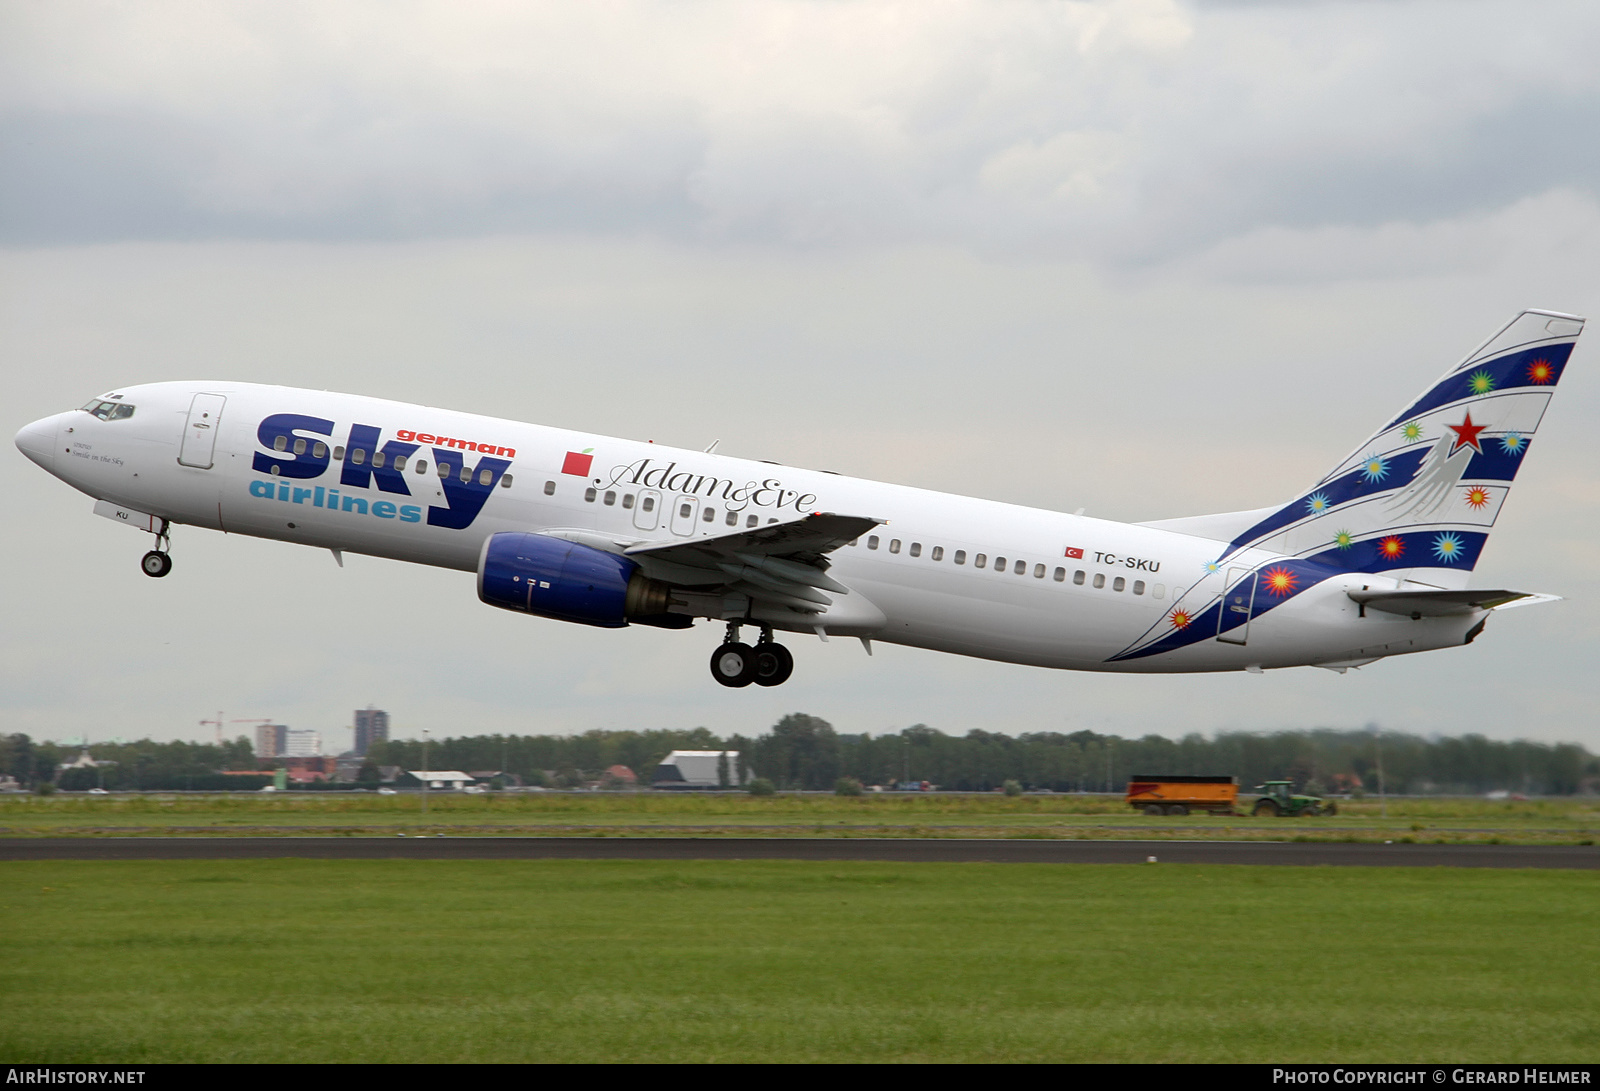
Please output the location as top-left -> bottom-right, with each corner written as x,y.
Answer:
477,532 -> 674,628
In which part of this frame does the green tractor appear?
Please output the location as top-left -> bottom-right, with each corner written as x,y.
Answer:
1251,780 -> 1336,817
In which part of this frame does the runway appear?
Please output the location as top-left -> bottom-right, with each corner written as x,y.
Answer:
2,837 -> 1597,868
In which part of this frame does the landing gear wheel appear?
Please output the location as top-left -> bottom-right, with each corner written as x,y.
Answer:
710,642 -> 757,688
141,550 -> 172,578
753,642 -> 794,687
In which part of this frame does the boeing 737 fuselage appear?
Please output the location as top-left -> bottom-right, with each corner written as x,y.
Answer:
14,310 -> 1582,687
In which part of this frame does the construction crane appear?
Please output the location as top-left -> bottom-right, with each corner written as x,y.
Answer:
199,711 -> 226,746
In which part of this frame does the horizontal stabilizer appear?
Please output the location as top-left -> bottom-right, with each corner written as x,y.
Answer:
1347,587 -> 1559,617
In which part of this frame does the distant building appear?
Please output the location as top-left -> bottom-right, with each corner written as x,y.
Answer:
353,708 -> 389,756
254,724 -> 288,758
282,729 -> 321,756
404,770 -> 473,790
651,750 -> 742,789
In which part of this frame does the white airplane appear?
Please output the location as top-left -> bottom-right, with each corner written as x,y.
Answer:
14,309 -> 1583,688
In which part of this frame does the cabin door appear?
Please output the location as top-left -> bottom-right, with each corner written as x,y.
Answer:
178,393 -> 226,469
1216,567 -> 1257,645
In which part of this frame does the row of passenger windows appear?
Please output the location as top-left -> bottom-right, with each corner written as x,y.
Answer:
578,487 -> 779,527
849,535 -> 1166,598
266,435 -> 512,487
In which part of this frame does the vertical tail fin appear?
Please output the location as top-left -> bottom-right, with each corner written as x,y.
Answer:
1217,309 -> 1584,587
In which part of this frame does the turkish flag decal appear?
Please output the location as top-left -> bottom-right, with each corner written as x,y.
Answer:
1064,547 -> 1084,559
562,450 -> 594,477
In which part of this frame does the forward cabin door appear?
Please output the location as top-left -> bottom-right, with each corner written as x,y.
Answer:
1216,567 -> 1257,645
177,393 -> 226,469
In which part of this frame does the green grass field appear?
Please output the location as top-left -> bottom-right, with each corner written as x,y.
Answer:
3,792 -> 1597,844
2,858 -> 1596,1063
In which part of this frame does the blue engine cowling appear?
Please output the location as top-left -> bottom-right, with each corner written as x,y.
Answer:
477,532 -> 675,628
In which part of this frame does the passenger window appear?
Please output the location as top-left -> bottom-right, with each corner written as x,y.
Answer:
415,459 -> 427,474
604,491 -> 616,506
703,507 -> 715,522
848,539 -> 858,547
954,550 -> 966,565
273,435 -> 288,452
1053,567 -> 1065,582
1113,577 -> 1126,592
623,494 -> 635,509
995,557 -> 1006,572
642,496 -> 655,512
293,438 -> 307,456
460,466 -> 471,483
931,546 -> 943,561
1014,560 -> 1026,575
372,451 -> 386,469
679,502 -> 692,518
313,442 -> 327,459
746,515 -> 758,528
393,455 -> 407,471
585,487 -> 597,502
889,539 -> 901,554
909,543 -> 922,557
437,462 -> 450,477
975,554 -> 986,569
544,480 -> 556,495
1074,570 -> 1086,585
726,510 -> 738,526
500,474 -> 513,489
1093,573 -> 1105,589
1034,564 -> 1045,579
1133,580 -> 1145,595
351,449 -> 366,465
333,446 -> 344,460
868,536 -> 879,550
1153,583 -> 1165,599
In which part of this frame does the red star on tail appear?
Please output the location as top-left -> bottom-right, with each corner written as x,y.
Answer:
1447,411 -> 1486,454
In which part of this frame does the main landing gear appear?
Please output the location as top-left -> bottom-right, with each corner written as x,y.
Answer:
140,521 -> 172,578
710,623 -> 794,688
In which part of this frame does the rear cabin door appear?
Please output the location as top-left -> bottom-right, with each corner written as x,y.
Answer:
1216,567 -> 1257,645
178,393 -> 226,469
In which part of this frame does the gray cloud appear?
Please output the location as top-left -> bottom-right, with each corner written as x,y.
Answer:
4,1 -> 1598,264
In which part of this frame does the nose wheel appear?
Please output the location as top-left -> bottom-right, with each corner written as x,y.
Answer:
140,521 -> 173,578
710,624 -> 794,687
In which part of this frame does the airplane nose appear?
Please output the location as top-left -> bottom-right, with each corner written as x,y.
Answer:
14,416 -> 59,470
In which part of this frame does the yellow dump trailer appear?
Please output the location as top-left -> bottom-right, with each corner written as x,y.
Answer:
1125,775 -> 1237,816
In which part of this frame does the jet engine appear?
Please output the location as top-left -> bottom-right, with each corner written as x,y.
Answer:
477,532 -> 677,628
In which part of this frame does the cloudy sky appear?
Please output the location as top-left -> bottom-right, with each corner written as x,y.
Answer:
5,0 -> 1599,751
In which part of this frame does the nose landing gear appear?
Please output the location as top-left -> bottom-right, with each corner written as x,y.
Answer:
140,521 -> 172,578
709,623 -> 794,688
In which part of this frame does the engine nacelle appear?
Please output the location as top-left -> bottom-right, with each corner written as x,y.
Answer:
477,532 -> 673,628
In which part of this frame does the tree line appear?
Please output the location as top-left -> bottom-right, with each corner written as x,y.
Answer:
3,717 -> 1596,795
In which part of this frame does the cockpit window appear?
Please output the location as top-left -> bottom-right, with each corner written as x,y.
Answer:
80,400 -> 135,421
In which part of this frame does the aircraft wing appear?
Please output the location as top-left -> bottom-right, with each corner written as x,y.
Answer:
1346,588 -> 1560,617
620,512 -> 883,615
